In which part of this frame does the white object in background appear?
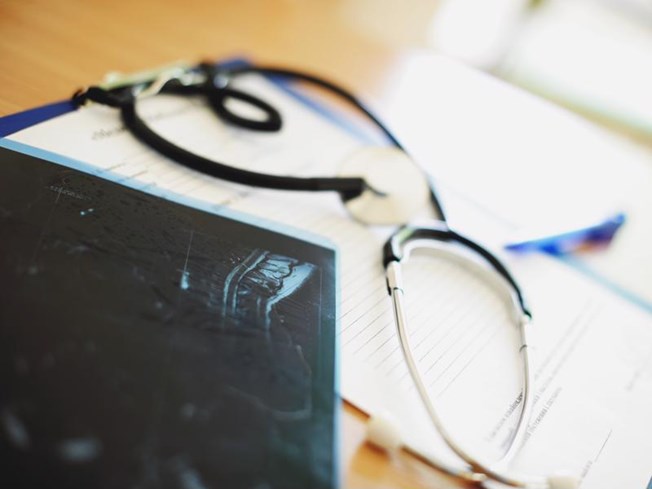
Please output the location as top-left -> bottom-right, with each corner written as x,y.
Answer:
500,0 -> 652,137
427,0 -> 531,70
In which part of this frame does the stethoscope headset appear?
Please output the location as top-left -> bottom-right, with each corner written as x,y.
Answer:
73,62 -> 578,489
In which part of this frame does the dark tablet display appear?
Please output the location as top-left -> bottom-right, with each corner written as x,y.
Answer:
0,145 -> 338,489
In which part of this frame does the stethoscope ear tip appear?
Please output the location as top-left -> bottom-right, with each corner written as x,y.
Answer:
365,412 -> 404,452
546,473 -> 580,489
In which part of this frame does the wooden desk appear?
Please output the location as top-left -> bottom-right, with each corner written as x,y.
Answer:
0,1 -> 455,487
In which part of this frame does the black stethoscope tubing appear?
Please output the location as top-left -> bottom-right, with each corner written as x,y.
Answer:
75,64 -> 446,215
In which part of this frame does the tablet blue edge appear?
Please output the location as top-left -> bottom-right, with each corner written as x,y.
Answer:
0,56 -> 345,488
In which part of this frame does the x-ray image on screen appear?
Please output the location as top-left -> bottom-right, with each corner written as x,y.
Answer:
0,146 -> 338,489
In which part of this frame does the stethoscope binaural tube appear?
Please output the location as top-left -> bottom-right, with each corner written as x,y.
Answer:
378,225 -> 578,489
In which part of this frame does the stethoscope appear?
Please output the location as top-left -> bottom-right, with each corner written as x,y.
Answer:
73,62 -> 578,489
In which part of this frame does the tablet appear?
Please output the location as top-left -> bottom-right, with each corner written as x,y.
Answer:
0,145 -> 338,489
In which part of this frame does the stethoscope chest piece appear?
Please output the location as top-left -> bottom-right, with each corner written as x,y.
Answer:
338,146 -> 430,225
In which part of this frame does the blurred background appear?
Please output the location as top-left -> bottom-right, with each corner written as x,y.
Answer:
351,0 -> 652,145
350,0 -> 652,145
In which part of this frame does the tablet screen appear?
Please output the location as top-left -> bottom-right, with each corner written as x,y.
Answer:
0,145 -> 338,489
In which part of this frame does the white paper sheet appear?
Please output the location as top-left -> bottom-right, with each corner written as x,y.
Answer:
378,54 -> 652,306
5,74 -> 652,488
